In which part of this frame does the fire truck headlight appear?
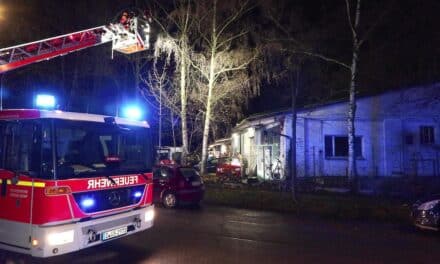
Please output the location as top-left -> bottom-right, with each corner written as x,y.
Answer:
47,230 -> 74,246
144,209 -> 155,222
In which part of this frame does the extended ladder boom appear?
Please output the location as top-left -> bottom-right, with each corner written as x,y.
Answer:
0,16 -> 151,74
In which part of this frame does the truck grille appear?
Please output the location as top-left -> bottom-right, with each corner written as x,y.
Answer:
73,185 -> 145,214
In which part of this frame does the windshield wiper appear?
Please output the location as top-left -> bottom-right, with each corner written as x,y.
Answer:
103,174 -> 117,186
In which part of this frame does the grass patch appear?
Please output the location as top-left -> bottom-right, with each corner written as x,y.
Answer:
203,186 -> 410,223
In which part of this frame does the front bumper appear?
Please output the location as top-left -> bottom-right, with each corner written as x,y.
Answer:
30,205 -> 154,258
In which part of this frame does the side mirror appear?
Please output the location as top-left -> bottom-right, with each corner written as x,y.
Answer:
11,171 -> 20,185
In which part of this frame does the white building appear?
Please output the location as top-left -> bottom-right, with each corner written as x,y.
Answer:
232,83 -> 440,180
208,138 -> 232,159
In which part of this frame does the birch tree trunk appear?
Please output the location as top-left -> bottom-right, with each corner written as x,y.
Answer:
347,0 -> 361,192
180,47 -> 189,164
200,3 -> 217,175
201,82 -> 213,174
178,2 -> 192,164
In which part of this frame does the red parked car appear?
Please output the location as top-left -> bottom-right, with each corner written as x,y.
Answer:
216,157 -> 242,182
153,164 -> 204,208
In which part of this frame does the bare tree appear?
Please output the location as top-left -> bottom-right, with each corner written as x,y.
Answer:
258,0 -> 310,200
151,0 -> 195,163
262,0 -> 392,193
345,0 -> 361,190
191,0 -> 260,174
140,61 -> 180,145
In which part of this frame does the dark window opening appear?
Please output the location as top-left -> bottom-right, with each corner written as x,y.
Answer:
405,134 -> 413,145
420,126 -> 435,145
324,135 -> 362,158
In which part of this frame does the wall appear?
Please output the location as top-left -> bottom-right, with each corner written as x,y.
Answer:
232,84 -> 440,179
294,84 -> 440,178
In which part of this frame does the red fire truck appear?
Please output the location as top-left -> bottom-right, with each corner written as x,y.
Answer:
0,13 -> 155,258
0,109 -> 155,257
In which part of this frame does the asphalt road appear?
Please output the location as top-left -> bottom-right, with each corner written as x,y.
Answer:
2,205 -> 440,264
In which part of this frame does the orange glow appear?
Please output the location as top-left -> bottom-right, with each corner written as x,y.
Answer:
45,186 -> 72,196
115,45 -> 147,55
0,5 -> 5,21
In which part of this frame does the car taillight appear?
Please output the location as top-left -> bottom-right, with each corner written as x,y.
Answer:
45,186 -> 72,196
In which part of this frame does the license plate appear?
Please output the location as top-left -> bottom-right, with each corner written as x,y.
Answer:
101,226 -> 128,241
191,181 -> 201,187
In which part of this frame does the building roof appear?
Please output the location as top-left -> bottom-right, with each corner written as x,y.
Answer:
234,82 -> 440,131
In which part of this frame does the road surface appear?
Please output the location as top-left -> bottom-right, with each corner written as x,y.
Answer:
1,205 -> 440,263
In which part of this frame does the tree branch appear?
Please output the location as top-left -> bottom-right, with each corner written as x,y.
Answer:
345,0 -> 356,38
359,0 -> 394,46
295,50 -> 351,70
217,30 -> 249,50
216,0 -> 252,39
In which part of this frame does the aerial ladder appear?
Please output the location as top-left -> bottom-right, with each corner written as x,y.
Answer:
0,12 -> 151,74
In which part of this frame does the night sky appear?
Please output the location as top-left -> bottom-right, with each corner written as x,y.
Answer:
0,0 -> 439,142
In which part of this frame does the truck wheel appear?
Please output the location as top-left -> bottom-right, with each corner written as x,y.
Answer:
162,192 -> 177,208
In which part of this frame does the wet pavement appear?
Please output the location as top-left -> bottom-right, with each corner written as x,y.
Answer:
2,205 -> 440,263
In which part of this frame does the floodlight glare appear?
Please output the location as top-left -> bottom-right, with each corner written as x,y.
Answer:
122,105 -> 143,120
35,94 -> 55,109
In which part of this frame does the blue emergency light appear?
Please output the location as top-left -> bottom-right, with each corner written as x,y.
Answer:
35,94 -> 56,109
80,198 -> 95,208
134,191 -> 142,198
122,105 -> 143,120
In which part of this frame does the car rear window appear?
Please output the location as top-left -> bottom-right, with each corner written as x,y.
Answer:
179,168 -> 200,178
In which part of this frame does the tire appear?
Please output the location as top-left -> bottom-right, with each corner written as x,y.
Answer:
162,192 -> 177,208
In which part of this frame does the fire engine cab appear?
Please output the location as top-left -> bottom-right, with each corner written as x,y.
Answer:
0,109 -> 155,257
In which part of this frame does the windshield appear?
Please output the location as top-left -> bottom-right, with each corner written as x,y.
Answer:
55,119 -> 152,179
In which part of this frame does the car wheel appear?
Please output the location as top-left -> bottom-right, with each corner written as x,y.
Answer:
162,192 -> 177,208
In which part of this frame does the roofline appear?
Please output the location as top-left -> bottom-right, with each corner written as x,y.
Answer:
235,82 -> 440,130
